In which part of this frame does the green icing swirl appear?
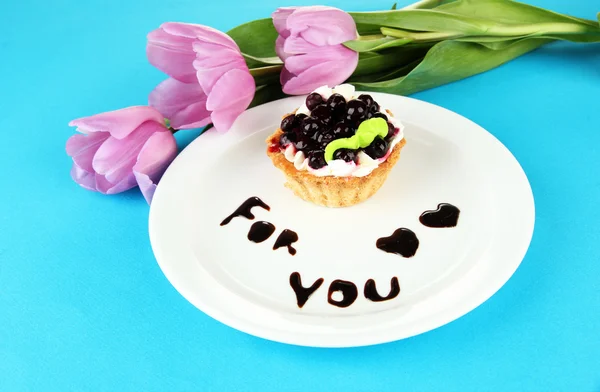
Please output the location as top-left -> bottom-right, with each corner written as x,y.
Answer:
324,117 -> 388,162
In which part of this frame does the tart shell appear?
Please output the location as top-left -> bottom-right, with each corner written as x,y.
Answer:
265,129 -> 406,208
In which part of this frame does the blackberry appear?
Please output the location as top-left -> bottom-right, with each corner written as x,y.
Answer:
280,114 -> 297,133
364,136 -> 389,159
310,104 -> 333,126
279,132 -> 296,148
331,122 -> 354,139
306,93 -> 324,111
299,117 -> 322,138
345,100 -> 368,125
326,93 -> 347,121
307,150 -> 327,169
357,94 -> 375,108
333,149 -> 358,163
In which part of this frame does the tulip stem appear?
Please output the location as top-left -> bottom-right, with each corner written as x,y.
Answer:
401,0 -> 455,10
381,27 -> 462,41
381,23 -> 600,42
250,64 -> 284,85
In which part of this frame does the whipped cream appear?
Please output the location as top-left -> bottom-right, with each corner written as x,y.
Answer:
283,84 -> 405,178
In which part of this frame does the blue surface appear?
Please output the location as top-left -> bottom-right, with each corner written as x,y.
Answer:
1,0 -> 600,390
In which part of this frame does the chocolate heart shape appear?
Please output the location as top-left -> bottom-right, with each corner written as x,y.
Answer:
419,203 -> 460,228
376,228 -> 419,258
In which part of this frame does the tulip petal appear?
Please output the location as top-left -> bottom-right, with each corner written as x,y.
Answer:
205,68 -> 255,131
133,131 -> 178,204
282,34 -> 320,56
161,22 -> 238,50
287,6 -> 358,45
272,7 -> 296,37
282,54 -> 358,95
69,106 -> 165,139
147,28 -> 198,83
95,173 -> 138,194
283,45 -> 347,75
134,172 -> 156,205
206,69 -> 255,111
149,78 -> 211,129
209,106 -> 246,134
280,67 -> 295,87
193,41 -> 248,94
66,132 -> 110,172
192,45 -> 241,68
70,163 -> 97,192
275,36 -> 290,61
92,121 -> 164,183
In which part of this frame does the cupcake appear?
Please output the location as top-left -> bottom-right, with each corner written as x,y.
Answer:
266,84 -> 406,208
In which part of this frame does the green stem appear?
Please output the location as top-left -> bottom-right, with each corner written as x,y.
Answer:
382,22 -> 600,43
357,33 -> 387,41
250,65 -> 284,86
400,0 -> 455,10
485,22 -> 600,37
381,27 -> 462,41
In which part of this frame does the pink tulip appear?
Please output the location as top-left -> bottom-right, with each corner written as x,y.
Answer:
147,22 -> 255,132
272,6 -> 359,95
66,106 -> 177,204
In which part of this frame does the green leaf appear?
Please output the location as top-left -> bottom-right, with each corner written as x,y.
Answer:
249,65 -> 284,85
349,56 -> 424,83
352,1 -> 600,43
352,45 -> 432,77
242,53 -> 282,66
227,18 -> 279,68
350,9 -> 494,34
437,0 -> 599,27
356,23 -> 385,36
391,2 -> 397,10
352,38 -> 551,96
344,36 -> 411,52
401,0 -> 458,10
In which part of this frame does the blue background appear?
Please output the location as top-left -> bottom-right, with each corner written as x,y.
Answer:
2,0 -> 599,390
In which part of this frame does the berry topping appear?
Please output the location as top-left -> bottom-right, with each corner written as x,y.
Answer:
279,132 -> 296,148
326,93 -> 347,120
333,149 -> 358,163
294,137 -> 311,151
332,122 -> 354,139
306,93 -> 324,111
307,150 -> 327,169
364,136 -> 389,159
317,131 -> 335,148
295,113 -> 308,122
280,114 -> 297,133
345,100 -> 368,125
300,117 -> 322,138
357,94 -> 375,108
386,121 -> 396,139
370,101 -> 380,113
310,104 -> 333,126
370,112 -> 388,121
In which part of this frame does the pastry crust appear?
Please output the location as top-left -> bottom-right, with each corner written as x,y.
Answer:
266,129 -> 406,208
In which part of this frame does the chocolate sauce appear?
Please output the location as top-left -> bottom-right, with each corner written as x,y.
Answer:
419,203 -> 460,228
289,272 -> 324,308
364,277 -> 400,302
327,280 -> 358,308
247,221 -> 276,243
273,229 -> 299,255
376,228 -> 419,257
220,197 -> 270,226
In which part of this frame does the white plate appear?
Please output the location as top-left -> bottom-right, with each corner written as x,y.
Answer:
149,93 -> 535,348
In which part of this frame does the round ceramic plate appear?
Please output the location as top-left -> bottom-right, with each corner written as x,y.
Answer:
149,92 -> 535,348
